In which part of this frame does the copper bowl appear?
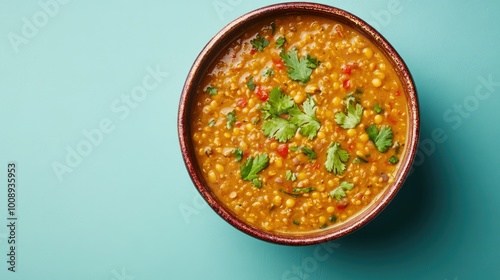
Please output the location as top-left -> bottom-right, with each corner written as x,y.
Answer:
178,2 -> 419,245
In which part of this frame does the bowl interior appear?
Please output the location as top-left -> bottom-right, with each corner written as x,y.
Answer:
178,2 -> 419,245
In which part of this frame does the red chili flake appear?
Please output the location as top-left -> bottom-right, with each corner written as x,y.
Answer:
336,205 -> 347,210
341,64 -> 352,75
273,58 -> 284,70
256,86 -> 269,101
235,122 -> 242,127
312,162 -> 321,170
395,90 -> 402,97
342,79 -> 351,89
236,98 -> 247,108
250,49 -> 257,55
276,144 -> 289,158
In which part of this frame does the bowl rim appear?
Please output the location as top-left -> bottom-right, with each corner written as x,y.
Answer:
178,1 -> 420,245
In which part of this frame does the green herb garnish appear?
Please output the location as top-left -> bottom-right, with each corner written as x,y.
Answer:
280,47 -> 319,83
234,148 -> 244,162
240,153 -> 269,182
226,110 -> 237,130
285,170 -> 297,181
206,86 -> 217,96
335,98 -> 363,129
292,187 -> 316,194
329,181 -> 355,201
261,87 -> 320,142
276,37 -> 286,48
250,34 -> 269,51
293,220 -> 301,226
247,76 -> 256,91
366,124 -> 393,153
373,103 -> 383,114
325,142 -> 350,175
388,156 -> 399,165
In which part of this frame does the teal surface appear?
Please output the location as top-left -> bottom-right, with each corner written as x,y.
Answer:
1,0 -> 499,279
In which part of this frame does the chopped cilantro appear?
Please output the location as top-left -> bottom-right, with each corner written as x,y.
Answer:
353,156 -> 368,164
279,189 -> 299,198
276,36 -> 286,48
234,148 -> 243,162
252,117 -> 260,125
292,187 -> 316,193
329,215 -> 338,223
335,98 -> 363,129
329,181 -> 355,201
206,86 -> 217,96
247,76 -> 256,91
325,142 -> 350,175
280,47 -> 319,83
261,87 -> 321,142
240,153 -> 269,182
208,119 -> 215,127
366,124 -> 393,153
293,219 -> 301,226
226,110 -> 237,130
388,156 -> 399,164
373,103 -> 383,114
262,117 -> 298,143
285,170 -> 297,181
290,95 -> 321,139
263,68 -> 274,77
252,178 -> 263,188
319,223 -> 328,229
261,87 -> 295,118
250,34 -> 269,51
301,146 -> 317,161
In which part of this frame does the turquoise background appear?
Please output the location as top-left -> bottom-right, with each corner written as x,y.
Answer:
1,0 -> 499,279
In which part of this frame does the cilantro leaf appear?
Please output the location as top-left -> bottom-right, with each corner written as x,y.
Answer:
247,76 -> 256,91
285,170 -> 297,181
250,34 -> 269,51
226,110 -> 237,130
261,87 -> 295,118
240,153 -> 269,181
280,47 -> 319,83
329,181 -> 355,201
353,156 -> 368,164
388,156 -> 399,164
373,103 -> 383,114
234,148 -> 244,162
262,117 -> 298,142
208,119 -> 215,127
206,86 -> 217,96
325,142 -> 350,175
366,124 -> 393,153
261,88 -> 320,142
263,68 -> 274,77
289,95 -> 321,139
252,178 -> 263,188
335,99 -> 363,129
293,187 -> 316,193
300,146 -> 317,161
276,36 -> 286,48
